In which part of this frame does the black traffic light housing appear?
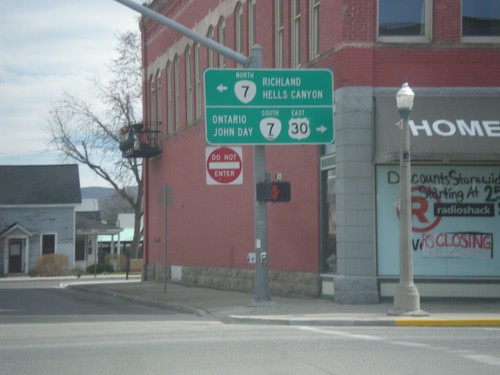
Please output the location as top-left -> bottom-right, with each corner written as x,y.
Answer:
256,181 -> 291,203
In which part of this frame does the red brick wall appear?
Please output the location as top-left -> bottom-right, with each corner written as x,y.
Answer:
331,46 -> 500,89
340,0 -> 376,42
329,0 -> 500,89
141,0 -> 500,276
142,0 -> 321,274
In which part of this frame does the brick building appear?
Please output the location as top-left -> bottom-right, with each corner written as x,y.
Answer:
134,0 -> 500,302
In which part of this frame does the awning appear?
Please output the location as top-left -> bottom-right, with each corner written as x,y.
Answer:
98,228 -> 142,243
375,96 -> 500,163
75,211 -> 122,236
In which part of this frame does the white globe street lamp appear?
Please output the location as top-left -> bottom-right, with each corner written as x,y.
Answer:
396,82 -> 415,119
389,83 -> 428,316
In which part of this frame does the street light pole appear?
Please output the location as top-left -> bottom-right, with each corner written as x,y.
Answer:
389,83 -> 428,316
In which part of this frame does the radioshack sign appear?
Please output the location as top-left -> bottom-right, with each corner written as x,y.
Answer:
375,96 -> 500,163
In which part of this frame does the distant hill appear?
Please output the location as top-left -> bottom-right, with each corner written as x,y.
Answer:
81,186 -> 137,222
81,187 -> 116,200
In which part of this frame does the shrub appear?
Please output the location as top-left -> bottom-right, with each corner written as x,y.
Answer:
86,263 -> 114,274
104,253 -> 129,272
32,254 -> 70,277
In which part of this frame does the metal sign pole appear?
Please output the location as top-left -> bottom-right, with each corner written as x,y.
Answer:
247,46 -> 270,302
113,0 -> 270,302
163,186 -> 168,294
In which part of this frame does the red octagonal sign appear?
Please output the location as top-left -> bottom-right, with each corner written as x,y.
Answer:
206,147 -> 243,185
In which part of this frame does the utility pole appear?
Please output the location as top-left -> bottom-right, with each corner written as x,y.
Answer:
113,0 -> 271,302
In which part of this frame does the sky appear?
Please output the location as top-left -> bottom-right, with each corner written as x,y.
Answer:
0,0 -> 140,187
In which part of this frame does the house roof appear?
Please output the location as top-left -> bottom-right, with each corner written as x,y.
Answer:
0,223 -> 33,238
76,211 -> 122,235
0,164 -> 82,205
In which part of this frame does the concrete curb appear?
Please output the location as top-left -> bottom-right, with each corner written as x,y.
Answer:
70,284 -> 208,317
69,284 -> 500,328
223,315 -> 397,327
394,318 -> 500,327
224,315 -> 500,327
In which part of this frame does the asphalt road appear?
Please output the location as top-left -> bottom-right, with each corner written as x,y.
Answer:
0,277 -> 171,323
1,279 -> 500,375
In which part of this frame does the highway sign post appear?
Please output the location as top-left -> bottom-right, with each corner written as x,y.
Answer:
113,2 -> 273,306
204,69 -> 334,145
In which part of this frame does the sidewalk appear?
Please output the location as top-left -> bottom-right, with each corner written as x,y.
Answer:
70,279 -> 500,327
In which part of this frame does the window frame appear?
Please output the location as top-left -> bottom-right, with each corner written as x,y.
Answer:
75,239 -> 85,261
461,0 -> 500,43
377,0 -> 433,43
235,2 -> 244,62
173,54 -> 180,130
41,233 -> 56,255
185,45 -> 193,125
207,26 -> 215,68
218,17 -> 226,68
149,74 -> 156,130
275,0 -> 284,68
194,42 -> 202,120
166,60 -> 174,135
309,0 -> 320,61
156,70 -> 162,132
248,0 -> 257,51
291,0 -> 302,67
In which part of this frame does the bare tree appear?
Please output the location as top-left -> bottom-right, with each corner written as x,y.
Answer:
48,31 -> 143,259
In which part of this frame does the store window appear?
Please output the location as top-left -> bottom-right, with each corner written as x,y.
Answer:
41,234 -> 55,255
377,0 -> 432,42
377,165 -> 500,277
321,153 -> 336,274
325,169 -> 336,273
462,0 -> 500,42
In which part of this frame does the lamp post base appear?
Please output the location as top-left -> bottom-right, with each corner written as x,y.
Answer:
388,283 -> 429,316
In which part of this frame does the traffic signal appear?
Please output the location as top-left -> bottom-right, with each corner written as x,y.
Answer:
256,181 -> 291,203
271,181 -> 291,202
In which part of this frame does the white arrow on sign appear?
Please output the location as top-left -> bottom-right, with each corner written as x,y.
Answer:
316,125 -> 327,133
217,84 -> 228,93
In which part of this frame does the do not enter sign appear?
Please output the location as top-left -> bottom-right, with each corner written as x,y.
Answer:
206,146 -> 243,185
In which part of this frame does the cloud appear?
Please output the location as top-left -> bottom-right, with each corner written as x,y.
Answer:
0,0 -> 140,187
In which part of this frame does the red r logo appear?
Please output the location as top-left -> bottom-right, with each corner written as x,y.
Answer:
412,186 -> 442,232
396,186 -> 442,233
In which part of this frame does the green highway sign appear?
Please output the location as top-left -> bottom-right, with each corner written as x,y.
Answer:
204,69 -> 334,145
